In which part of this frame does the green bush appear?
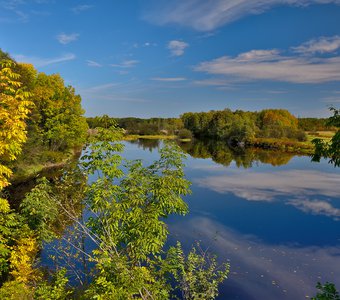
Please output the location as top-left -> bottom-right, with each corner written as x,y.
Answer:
178,129 -> 193,139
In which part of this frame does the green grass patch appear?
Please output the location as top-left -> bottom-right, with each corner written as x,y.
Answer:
122,135 -> 177,141
306,130 -> 335,142
249,137 -> 315,154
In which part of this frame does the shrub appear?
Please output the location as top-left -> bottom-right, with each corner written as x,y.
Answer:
178,129 -> 193,139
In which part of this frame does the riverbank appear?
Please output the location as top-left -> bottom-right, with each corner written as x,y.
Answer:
122,134 -> 177,140
122,131 -> 334,155
11,147 -> 82,184
247,138 -> 315,155
247,131 -> 335,155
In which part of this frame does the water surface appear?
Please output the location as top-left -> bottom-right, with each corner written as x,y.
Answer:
42,139 -> 340,299
127,139 -> 340,300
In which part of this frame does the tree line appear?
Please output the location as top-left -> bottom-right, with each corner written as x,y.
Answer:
87,116 -> 184,135
181,108 -> 307,143
88,110 -> 335,145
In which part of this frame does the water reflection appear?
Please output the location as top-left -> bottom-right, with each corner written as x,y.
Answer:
169,217 -> 340,300
128,138 -> 160,152
193,168 -> 340,220
37,140 -> 340,299
132,138 -> 295,167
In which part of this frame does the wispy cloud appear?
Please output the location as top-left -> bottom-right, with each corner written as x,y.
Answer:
0,0 -> 51,23
86,60 -> 102,67
151,77 -> 187,82
321,96 -> 340,103
145,0 -> 340,31
83,82 -> 120,92
168,40 -> 189,56
72,4 -> 93,14
194,169 -> 340,201
1,0 -> 27,10
56,33 -> 79,44
194,168 -> 340,219
292,36 -> 340,55
193,78 -> 239,87
195,42 -> 340,83
13,53 -> 76,67
133,42 -> 157,48
289,199 -> 340,220
110,60 -> 139,68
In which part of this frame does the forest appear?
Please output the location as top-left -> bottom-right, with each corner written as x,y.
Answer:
88,109 -> 334,145
1,49 -> 339,299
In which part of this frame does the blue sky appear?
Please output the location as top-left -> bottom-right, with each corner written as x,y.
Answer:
1,0 -> 340,118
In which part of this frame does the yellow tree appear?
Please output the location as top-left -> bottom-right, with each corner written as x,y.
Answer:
0,60 -> 38,295
0,60 -> 32,190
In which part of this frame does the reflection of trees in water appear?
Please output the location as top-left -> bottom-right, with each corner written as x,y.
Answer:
178,139 -> 294,168
5,160 -> 86,235
128,138 -> 160,152
50,165 -> 87,236
3,160 -> 89,284
127,138 -> 295,167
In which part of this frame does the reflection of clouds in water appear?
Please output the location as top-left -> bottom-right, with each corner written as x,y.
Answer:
194,169 -> 340,218
170,217 -> 340,300
189,163 -> 227,172
195,170 -> 340,200
289,199 -> 340,220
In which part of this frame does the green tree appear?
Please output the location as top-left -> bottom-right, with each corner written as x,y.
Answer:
312,282 -> 340,300
32,73 -> 88,151
311,108 -> 340,298
312,107 -> 340,167
164,242 -> 229,300
34,126 -> 229,299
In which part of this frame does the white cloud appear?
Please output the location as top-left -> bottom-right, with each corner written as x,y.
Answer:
170,217 -> 340,299
56,33 -> 79,45
193,78 -> 233,86
321,96 -> 340,103
0,0 -> 52,23
168,40 -> 189,56
86,60 -> 102,67
110,60 -> 139,68
194,169 -> 340,202
146,0 -> 340,31
292,36 -> 340,54
195,47 -> 340,83
133,42 -> 157,48
83,82 -> 120,92
151,77 -> 187,82
72,4 -> 93,14
1,0 -> 23,10
289,199 -> 340,220
13,53 -> 76,67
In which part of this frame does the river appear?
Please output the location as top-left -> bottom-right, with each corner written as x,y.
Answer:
41,139 -> 340,299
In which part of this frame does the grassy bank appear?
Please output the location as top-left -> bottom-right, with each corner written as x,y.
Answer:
248,131 -> 336,155
305,131 -> 335,142
122,134 -> 177,140
11,148 -> 82,183
248,138 -> 314,155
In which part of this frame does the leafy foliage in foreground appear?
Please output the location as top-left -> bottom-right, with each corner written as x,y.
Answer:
80,127 -> 229,299
312,282 -> 340,300
1,126 -> 229,299
312,107 -> 340,167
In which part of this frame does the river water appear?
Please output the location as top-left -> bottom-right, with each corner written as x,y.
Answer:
42,139 -> 340,299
